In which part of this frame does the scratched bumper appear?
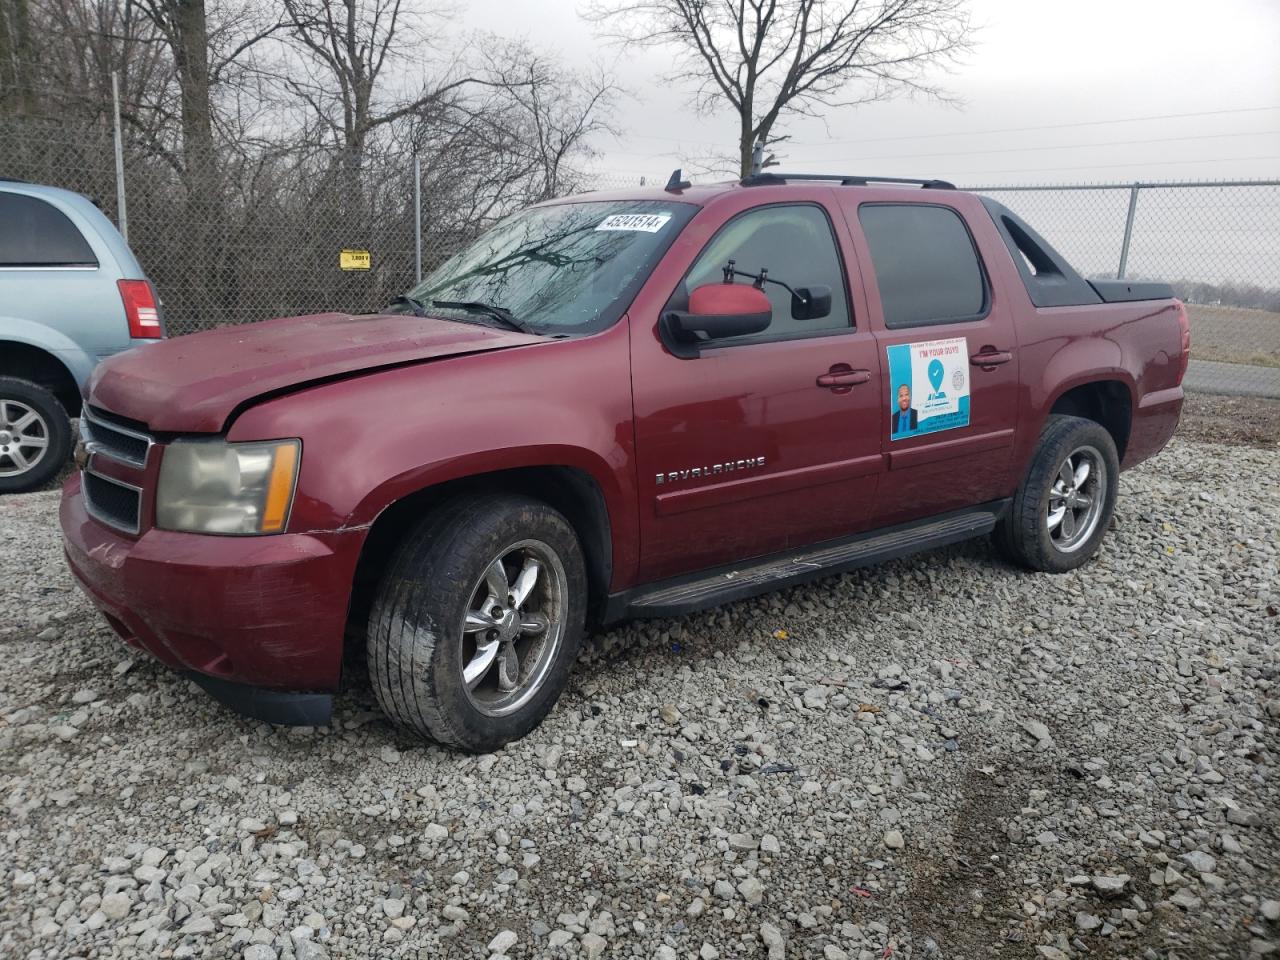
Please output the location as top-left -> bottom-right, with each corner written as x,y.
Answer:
60,474 -> 364,694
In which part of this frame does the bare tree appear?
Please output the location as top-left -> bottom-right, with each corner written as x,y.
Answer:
0,0 -> 39,114
584,0 -> 973,176
278,0 -> 496,179
129,0 -> 282,181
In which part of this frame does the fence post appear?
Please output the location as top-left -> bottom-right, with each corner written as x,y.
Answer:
1117,182 -> 1139,279
413,154 -> 422,284
110,71 -> 128,243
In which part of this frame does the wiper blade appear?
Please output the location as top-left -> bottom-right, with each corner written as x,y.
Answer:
431,300 -> 534,335
387,294 -> 428,317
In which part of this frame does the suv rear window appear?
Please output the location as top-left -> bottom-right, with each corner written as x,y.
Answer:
858,204 -> 985,328
0,193 -> 98,267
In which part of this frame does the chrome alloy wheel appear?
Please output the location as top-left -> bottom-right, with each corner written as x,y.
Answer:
1047,444 -> 1106,553
0,399 -> 50,478
459,539 -> 568,717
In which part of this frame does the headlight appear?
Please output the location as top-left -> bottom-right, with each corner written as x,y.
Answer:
157,439 -> 300,535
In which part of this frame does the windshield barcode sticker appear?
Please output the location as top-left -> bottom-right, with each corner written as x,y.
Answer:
595,213 -> 671,233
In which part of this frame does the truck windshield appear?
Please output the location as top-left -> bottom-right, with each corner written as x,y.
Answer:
399,200 -> 696,335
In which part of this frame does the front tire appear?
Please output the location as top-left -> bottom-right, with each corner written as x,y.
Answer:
0,377 -> 71,494
996,415 -> 1119,573
367,493 -> 587,751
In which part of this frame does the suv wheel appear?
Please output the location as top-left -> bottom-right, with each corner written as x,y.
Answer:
367,493 -> 587,751
0,377 -> 71,494
995,414 -> 1119,573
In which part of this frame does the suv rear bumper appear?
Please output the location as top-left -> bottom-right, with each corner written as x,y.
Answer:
60,474 -> 365,715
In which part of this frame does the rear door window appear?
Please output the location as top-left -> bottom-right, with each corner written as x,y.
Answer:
0,193 -> 98,267
858,204 -> 986,329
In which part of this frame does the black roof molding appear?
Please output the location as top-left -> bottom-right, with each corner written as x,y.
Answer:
978,196 -> 1102,308
1089,279 -> 1175,302
740,172 -> 955,190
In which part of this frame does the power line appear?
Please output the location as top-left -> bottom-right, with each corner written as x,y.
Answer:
605,129 -> 1279,164
838,130 -> 1280,162
612,105 -> 1280,151
789,106 -> 1280,147
936,154 -> 1280,177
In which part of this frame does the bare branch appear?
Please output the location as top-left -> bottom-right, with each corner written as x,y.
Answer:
584,0 -> 974,175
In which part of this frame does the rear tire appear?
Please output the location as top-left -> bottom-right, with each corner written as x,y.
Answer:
367,493 -> 587,751
0,377 -> 71,494
995,415 -> 1119,573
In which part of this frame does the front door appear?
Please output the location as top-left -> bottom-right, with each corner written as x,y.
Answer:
630,196 -> 885,583
843,198 -> 1021,527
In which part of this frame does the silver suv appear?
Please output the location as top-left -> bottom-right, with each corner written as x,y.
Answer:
0,179 -> 163,492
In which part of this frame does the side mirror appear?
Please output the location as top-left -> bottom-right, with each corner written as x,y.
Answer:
662,283 -> 772,357
791,284 -> 832,321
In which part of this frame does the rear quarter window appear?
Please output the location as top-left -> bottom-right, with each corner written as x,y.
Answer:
0,193 -> 99,267
858,203 -> 986,329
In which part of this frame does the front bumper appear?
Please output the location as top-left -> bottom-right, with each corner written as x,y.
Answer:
60,474 -> 365,720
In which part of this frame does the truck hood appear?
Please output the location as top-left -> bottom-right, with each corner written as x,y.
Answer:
88,312 -> 546,433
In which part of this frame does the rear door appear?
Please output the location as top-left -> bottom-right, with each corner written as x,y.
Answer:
0,190 -> 123,360
629,191 -> 885,583
839,196 -> 1021,526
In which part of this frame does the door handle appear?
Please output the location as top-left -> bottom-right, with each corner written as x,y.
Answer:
969,349 -> 1013,368
817,368 -> 871,389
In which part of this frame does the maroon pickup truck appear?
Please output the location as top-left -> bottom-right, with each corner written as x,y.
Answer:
60,172 -> 1189,751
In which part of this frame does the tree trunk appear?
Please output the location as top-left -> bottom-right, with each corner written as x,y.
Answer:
738,112 -> 756,178
0,0 -> 39,115
167,0 -> 223,320
170,0 -> 214,181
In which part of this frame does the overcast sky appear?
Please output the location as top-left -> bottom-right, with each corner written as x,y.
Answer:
460,0 -> 1280,186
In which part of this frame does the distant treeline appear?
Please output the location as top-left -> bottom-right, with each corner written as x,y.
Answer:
1171,281 -> 1280,314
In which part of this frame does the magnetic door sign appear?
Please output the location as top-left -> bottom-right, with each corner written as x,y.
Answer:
339,249 -> 371,270
886,337 -> 970,441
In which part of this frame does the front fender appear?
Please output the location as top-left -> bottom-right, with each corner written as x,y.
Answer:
227,323 -> 640,586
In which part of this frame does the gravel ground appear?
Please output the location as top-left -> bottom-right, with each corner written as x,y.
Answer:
2,435 -> 1278,960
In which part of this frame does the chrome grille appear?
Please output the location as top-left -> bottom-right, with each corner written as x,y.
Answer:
83,406 -> 153,467
83,469 -> 142,535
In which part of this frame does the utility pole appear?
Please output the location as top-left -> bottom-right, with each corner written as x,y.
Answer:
111,72 -> 128,242
413,154 -> 422,284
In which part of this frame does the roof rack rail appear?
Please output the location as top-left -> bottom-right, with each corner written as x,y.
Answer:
740,172 -> 955,190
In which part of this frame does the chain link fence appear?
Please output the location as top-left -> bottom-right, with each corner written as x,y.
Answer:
0,118 -> 643,336
3,118 -> 1276,372
971,181 -> 1280,370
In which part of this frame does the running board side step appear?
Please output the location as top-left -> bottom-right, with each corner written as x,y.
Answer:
613,501 -> 1008,621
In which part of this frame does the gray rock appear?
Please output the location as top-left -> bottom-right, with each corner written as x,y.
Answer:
1020,719 -> 1052,743
1181,850 -> 1217,874
99,892 -> 131,920
1092,874 -> 1130,896
487,930 -> 518,954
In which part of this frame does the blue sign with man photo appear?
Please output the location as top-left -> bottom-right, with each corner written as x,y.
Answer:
886,337 -> 971,441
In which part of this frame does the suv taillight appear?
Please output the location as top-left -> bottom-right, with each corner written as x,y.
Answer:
118,279 -> 163,339
1175,300 -> 1191,385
